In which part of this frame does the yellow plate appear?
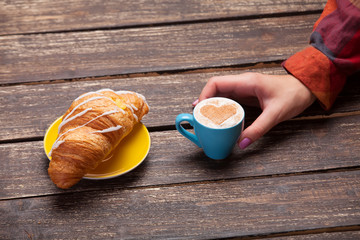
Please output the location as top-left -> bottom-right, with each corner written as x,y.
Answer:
44,116 -> 151,180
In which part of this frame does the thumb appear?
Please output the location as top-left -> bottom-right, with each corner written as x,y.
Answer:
238,108 -> 280,149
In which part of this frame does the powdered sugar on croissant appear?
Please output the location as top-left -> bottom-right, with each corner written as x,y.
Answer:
48,89 -> 149,189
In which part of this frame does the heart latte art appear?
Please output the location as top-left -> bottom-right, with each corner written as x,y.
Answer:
194,98 -> 243,129
200,105 -> 237,125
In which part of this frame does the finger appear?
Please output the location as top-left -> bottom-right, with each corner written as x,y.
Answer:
194,74 -> 253,107
198,74 -> 258,102
198,76 -> 231,102
238,107 -> 281,149
192,99 -> 199,107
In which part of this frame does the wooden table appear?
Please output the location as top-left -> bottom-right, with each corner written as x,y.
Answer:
1,1 -> 360,239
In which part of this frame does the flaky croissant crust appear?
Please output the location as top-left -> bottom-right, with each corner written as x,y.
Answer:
48,89 -> 149,189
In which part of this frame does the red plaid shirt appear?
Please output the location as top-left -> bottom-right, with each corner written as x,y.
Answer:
282,0 -> 360,110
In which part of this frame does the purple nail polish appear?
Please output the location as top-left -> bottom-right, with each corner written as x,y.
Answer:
239,138 -> 252,149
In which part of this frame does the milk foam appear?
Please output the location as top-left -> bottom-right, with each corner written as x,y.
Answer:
194,98 -> 243,129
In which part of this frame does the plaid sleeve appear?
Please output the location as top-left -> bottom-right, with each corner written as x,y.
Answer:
282,0 -> 360,110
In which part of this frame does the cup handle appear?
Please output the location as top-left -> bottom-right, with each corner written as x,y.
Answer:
175,113 -> 202,148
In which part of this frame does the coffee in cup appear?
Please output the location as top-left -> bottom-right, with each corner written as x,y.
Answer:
176,97 -> 245,160
193,97 -> 243,129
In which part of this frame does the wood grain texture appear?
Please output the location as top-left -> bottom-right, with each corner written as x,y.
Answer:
1,1 -> 358,239
1,171 -> 360,239
0,14 -> 319,84
1,114 -> 360,199
1,67 -> 359,142
1,67 -> 285,141
0,0 -> 326,35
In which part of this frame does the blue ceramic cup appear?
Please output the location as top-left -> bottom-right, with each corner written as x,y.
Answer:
176,97 -> 245,160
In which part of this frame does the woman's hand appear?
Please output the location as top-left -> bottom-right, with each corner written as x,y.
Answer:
193,72 -> 316,149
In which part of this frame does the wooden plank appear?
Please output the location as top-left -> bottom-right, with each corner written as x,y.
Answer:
0,0 -> 326,35
1,114 -> 360,199
1,67 -> 359,142
0,14 -> 319,84
1,171 -> 360,239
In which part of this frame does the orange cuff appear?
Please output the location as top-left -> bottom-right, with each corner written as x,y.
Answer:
282,46 -> 344,110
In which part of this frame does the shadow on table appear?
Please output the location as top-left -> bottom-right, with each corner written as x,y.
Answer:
49,158 -> 149,211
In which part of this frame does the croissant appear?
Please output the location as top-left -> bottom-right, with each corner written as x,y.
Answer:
48,89 -> 149,189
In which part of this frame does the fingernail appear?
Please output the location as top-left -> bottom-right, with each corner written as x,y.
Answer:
192,99 -> 199,106
239,138 -> 252,149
